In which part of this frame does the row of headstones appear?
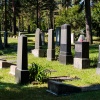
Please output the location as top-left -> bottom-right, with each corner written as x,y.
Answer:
31,24 -> 89,69
3,24 -> 100,85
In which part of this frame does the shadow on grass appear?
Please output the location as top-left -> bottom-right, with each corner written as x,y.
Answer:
2,43 -> 17,55
0,82 -> 64,100
1,42 -> 35,55
0,81 -> 100,100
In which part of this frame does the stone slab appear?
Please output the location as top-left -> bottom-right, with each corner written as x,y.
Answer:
47,80 -> 81,95
0,60 -> 14,68
9,64 -> 17,75
31,49 -> 45,57
15,68 -> 29,84
75,42 -> 89,58
47,80 -> 100,96
59,54 -> 73,64
74,58 -> 90,69
47,49 -> 55,61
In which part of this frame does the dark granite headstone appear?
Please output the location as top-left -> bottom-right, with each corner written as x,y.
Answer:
74,42 -> 90,69
59,24 -> 73,64
75,42 -> 89,58
32,28 -> 45,57
96,45 -> 100,74
47,29 -> 55,61
55,27 -> 61,46
15,35 -> 29,84
41,31 -> 45,45
47,80 -> 81,95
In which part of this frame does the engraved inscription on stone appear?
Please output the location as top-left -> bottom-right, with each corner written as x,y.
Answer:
75,44 -> 82,52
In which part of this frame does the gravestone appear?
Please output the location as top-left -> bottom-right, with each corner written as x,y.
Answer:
0,60 -> 13,68
78,34 -> 85,42
47,80 -> 81,95
71,33 -> 74,44
41,31 -> 45,45
47,29 -> 55,61
59,24 -> 73,64
32,28 -> 45,57
9,64 -> 17,76
55,27 -> 61,46
96,45 -> 100,74
74,42 -> 90,69
15,35 -> 29,84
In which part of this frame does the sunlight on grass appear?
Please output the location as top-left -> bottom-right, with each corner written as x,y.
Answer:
0,36 -> 100,100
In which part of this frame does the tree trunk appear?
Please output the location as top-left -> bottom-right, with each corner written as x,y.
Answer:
4,0 -> 8,47
36,0 -> 39,28
49,10 -> 54,29
85,0 -> 92,44
12,0 -> 16,35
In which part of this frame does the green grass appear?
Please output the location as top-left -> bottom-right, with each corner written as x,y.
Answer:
0,35 -> 100,100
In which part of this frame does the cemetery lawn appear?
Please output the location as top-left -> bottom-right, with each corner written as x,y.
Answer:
0,36 -> 100,100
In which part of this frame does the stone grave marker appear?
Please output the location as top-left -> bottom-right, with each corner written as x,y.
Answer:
47,80 -> 81,95
71,33 -> 74,44
0,60 -> 13,68
41,31 -> 45,45
59,24 -> 73,64
9,64 -> 17,75
96,45 -> 100,74
78,34 -> 85,42
55,27 -> 61,46
32,28 -> 45,57
47,29 -> 55,61
15,35 -> 29,84
74,42 -> 90,69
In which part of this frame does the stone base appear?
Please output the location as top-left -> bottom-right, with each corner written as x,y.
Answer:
0,60 -> 13,68
47,80 -> 81,95
96,62 -> 100,74
9,65 -> 17,75
31,49 -> 45,57
74,58 -> 90,69
15,68 -> 29,84
59,54 -> 73,64
47,49 -> 55,61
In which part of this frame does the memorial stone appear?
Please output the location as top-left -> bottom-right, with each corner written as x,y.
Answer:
47,29 -> 55,61
41,31 -> 45,45
55,27 -> 61,46
15,35 -> 29,84
32,28 -> 45,57
71,33 -> 74,44
74,42 -> 90,69
59,24 -> 73,64
78,34 -> 85,42
96,45 -> 100,74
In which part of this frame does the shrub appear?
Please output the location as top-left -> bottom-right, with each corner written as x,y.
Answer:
0,50 -> 4,55
28,62 -> 50,82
